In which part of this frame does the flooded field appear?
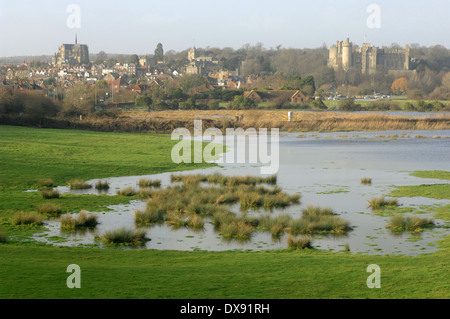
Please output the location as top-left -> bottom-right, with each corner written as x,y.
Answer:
34,129 -> 450,255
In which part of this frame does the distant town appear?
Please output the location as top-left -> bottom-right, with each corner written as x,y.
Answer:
1,36 -> 449,109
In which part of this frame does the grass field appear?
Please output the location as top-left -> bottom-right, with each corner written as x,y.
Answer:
0,125 -> 449,299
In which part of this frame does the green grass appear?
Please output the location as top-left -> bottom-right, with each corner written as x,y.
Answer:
0,125 -> 219,189
0,241 -> 449,298
410,170 -> 450,181
389,184 -> 450,200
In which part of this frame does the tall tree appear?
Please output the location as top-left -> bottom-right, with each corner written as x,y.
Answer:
154,43 -> 164,62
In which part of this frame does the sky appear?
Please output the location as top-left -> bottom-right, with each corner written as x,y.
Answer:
0,0 -> 449,57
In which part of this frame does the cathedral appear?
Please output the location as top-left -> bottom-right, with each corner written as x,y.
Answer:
52,35 -> 89,66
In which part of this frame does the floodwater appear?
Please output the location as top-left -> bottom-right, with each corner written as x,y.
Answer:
34,129 -> 450,256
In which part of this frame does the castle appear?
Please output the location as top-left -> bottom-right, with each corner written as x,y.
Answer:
52,35 -> 89,66
328,38 -> 411,75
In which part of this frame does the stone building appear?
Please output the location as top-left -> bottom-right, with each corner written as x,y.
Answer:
185,47 -> 219,75
328,38 -> 411,74
52,35 -> 89,66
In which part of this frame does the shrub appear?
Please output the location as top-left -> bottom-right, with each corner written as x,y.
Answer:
41,189 -> 60,199
99,227 -> 149,244
68,179 -> 92,190
36,202 -> 62,216
13,212 -> 43,225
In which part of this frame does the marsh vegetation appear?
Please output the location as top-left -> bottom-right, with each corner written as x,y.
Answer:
60,210 -> 99,231
127,174 -> 350,244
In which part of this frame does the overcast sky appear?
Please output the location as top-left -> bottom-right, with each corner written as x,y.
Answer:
0,0 -> 449,57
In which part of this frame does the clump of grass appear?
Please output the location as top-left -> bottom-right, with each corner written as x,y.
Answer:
60,210 -> 98,231
287,234 -> 312,250
36,202 -> 62,216
387,215 -> 434,233
68,179 -> 92,190
13,212 -> 44,226
165,212 -> 188,229
117,186 -> 138,196
0,231 -> 7,244
95,180 -> 110,190
117,186 -> 154,197
344,242 -> 351,252
99,227 -> 149,245
187,214 -> 205,231
138,178 -> 162,188
134,207 -> 166,226
287,206 -> 351,234
301,205 -> 335,217
360,178 -> 372,185
37,178 -> 54,188
219,220 -> 254,239
367,197 -> 399,210
41,189 -> 60,199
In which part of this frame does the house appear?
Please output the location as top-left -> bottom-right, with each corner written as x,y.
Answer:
244,90 -> 308,104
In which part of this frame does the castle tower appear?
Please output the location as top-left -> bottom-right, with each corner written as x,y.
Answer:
341,38 -> 352,71
404,44 -> 410,70
188,46 -> 197,61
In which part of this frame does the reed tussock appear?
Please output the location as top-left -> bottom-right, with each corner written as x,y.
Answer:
41,189 -> 60,199
286,205 -> 350,234
219,220 -> 254,239
13,212 -> 44,225
95,180 -> 110,190
117,186 -> 154,197
37,178 -> 54,188
387,215 -> 434,233
99,227 -> 149,245
36,202 -> 62,216
0,231 -> 6,243
138,178 -> 162,188
60,210 -> 98,231
287,234 -> 312,250
367,197 -> 399,210
68,179 -> 92,190
360,178 -> 372,185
